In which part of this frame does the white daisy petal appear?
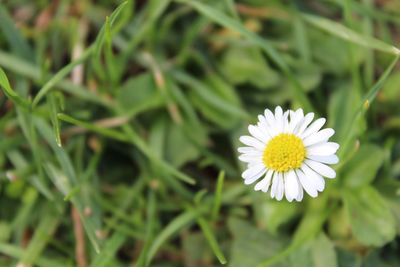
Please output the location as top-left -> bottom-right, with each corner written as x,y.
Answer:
294,112 -> 314,135
238,147 -> 257,153
288,109 -> 304,133
238,154 -> 263,163
245,168 -> 269,185
261,170 -> 274,192
239,136 -> 265,150
284,170 -> 299,202
303,128 -> 335,147
307,154 -> 339,164
270,171 -> 279,198
257,116 -> 273,138
276,172 -> 284,201
264,109 -> 275,126
307,142 -> 340,156
301,164 -> 325,192
254,169 -> 273,190
240,149 -> 263,157
300,118 -> 326,139
295,169 -> 318,198
242,163 -> 266,180
264,109 -> 279,136
248,125 -> 270,143
282,111 -> 290,133
295,179 -> 304,201
305,159 -> 336,179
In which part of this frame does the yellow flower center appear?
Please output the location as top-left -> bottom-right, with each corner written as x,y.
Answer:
263,133 -> 306,172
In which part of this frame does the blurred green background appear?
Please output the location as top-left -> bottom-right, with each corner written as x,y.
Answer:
1,0 -> 400,266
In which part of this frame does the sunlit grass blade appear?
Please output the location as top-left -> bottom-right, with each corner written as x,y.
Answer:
0,68 -> 30,109
212,171 -> 225,221
302,14 -> 400,55
197,217 -> 227,264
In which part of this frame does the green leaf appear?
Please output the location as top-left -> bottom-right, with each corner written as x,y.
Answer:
164,122 -> 200,168
117,72 -> 164,115
344,186 -> 396,246
341,144 -> 384,187
182,232 -> 212,266
257,197 -> 331,267
228,217 -> 289,267
311,233 -> 338,267
219,46 -> 280,89
253,199 -> 300,235
303,14 -> 400,55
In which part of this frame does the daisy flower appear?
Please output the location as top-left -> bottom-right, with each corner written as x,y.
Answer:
238,106 -> 339,202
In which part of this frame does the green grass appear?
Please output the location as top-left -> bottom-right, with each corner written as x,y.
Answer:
1,0 -> 400,266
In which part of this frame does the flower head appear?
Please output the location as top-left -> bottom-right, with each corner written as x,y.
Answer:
238,106 -> 339,202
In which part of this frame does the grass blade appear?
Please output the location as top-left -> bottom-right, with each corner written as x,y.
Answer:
0,6 -> 33,61
302,13 -> 400,55
19,204 -> 63,266
89,233 -> 126,267
93,1 -> 129,59
0,51 -> 109,107
212,171 -> 225,221
0,68 -> 30,109
0,243 -> 66,267
197,217 -> 227,264
32,47 -> 94,107
145,209 -> 199,266
47,93 -> 62,147
59,113 -> 196,184
339,54 -> 400,158
175,0 -> 313,111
